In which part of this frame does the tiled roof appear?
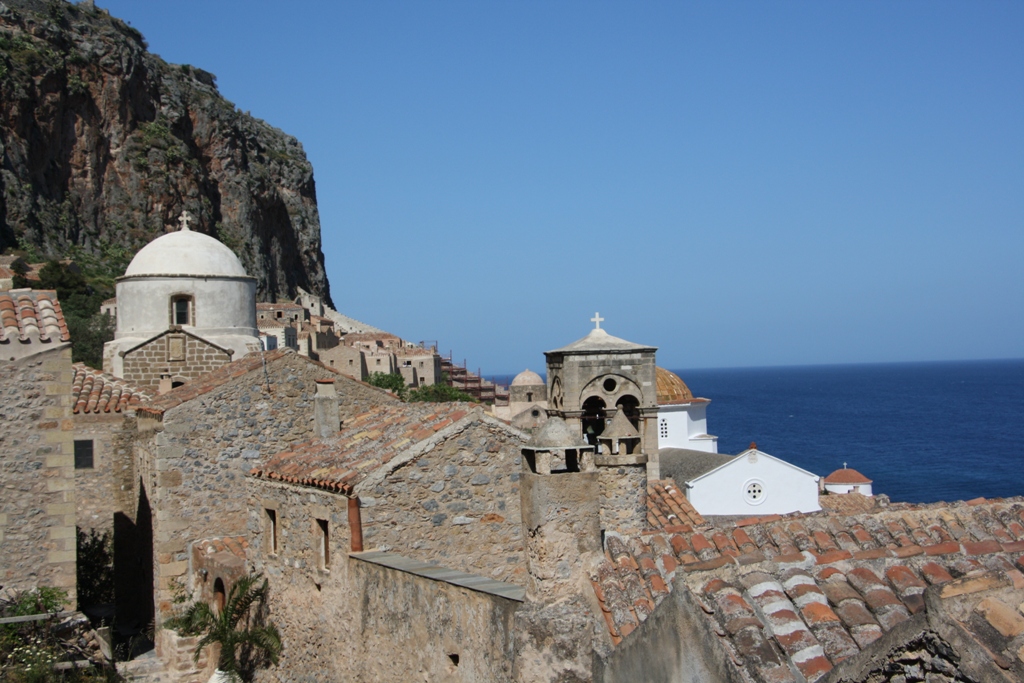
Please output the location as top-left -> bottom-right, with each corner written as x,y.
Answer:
0,289 -> 70,343
72,364 -> 150,414
647,479 -> 707,531
590,496 -> 1024,680
135,349 -> 292,415
251,402 -> 476,495
825,467 -> 873,484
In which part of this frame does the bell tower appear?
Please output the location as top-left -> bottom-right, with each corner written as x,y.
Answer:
544,315 -> 659,531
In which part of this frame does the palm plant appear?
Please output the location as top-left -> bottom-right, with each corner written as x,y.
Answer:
169,573 -> 281,682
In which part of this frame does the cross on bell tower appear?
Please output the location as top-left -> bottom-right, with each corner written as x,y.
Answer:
590,312 -> 604,330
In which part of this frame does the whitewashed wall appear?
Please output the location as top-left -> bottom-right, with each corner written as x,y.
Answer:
657,403 -> 718,453
686,450 -> 820,515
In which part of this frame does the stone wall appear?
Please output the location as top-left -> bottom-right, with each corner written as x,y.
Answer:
122,333 -> 232,392
246,490 -> 521,683
361,420 -> 527,584
73,413 -> 129,533
143,353 -> 397,619
350,556 -> 519,682
247,478 -> 354,681
0,346 -> 77,605
598,465 -> 648,534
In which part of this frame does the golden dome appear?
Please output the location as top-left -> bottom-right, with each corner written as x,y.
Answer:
656,367 -> 694,405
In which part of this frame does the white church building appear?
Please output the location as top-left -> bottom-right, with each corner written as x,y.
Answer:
655,367 -> 719,453
102,212 -> 262,393
662,445 -> 822,517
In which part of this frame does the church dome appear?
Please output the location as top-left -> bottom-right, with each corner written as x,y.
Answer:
511,369 -> 544,386
123,227 -> 248,278
656,367 -> 694,404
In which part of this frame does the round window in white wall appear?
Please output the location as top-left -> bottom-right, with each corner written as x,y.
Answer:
743,479 -> 767,505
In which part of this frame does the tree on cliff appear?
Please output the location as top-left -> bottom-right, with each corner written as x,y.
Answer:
26,260 -> 113,369
408,383 -> 476,403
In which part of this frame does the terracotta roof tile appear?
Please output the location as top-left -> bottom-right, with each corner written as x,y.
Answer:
0,289 -> 70,344
646,479 -> 706,531
71,364 -> 150,414
251,402 -> 482,494
588,496 -> 1024,681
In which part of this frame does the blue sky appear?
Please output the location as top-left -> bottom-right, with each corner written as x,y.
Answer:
97,1 -> 1023,375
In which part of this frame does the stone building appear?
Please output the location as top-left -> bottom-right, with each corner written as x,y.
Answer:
116,348 -> 400,633
0,291 -> 77,605
103,213 -> 262,392
494,368 -> 548,431
70,363 -> 148,533
316,342 -> 366,380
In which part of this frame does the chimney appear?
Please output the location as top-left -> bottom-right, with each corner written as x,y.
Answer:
519,417 -> 601,602
314,379 -> 339,437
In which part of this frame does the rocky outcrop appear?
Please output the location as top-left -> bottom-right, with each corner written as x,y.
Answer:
0,0 -> 332,305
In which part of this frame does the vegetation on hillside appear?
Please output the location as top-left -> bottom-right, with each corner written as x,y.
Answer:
366,372 -> 407,399
408,383 -> 476,403
367,371 -> 477,403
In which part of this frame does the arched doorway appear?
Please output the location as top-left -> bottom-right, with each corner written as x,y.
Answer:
213,578 -> 226,614
615,394 -> 641,431
582,396 -> 607,446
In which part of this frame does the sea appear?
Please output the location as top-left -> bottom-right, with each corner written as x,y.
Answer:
673,359 -> 1024,505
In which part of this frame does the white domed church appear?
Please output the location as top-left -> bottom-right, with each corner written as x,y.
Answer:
102,212 -> 262,392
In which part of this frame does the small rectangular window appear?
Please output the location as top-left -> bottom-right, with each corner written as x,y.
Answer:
174,298 -> 190,325
74,440 -> 94,469
266,508 -> 278,554
316,518 -> 330,570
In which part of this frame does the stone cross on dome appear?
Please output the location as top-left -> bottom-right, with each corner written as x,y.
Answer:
177,210 -> 193,231
591,312 -> 604,330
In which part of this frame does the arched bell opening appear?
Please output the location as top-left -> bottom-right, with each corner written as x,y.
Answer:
615,394 -> 641,431
581,396 -> 607,445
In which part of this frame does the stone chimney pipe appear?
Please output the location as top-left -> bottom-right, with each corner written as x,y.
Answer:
314,379 -> 339,437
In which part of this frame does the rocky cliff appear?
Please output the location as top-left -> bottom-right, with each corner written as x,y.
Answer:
0,0 -> 333,305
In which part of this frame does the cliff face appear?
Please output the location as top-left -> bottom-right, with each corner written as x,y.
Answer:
0,0 -> 332,305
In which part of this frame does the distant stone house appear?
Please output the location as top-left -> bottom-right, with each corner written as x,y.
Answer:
316,343 -> 366,380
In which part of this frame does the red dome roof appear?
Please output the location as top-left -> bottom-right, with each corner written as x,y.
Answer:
824,467 -> 872,484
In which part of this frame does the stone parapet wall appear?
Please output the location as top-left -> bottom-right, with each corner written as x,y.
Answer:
247,534 -> 520,683
0,346 -> 77,605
